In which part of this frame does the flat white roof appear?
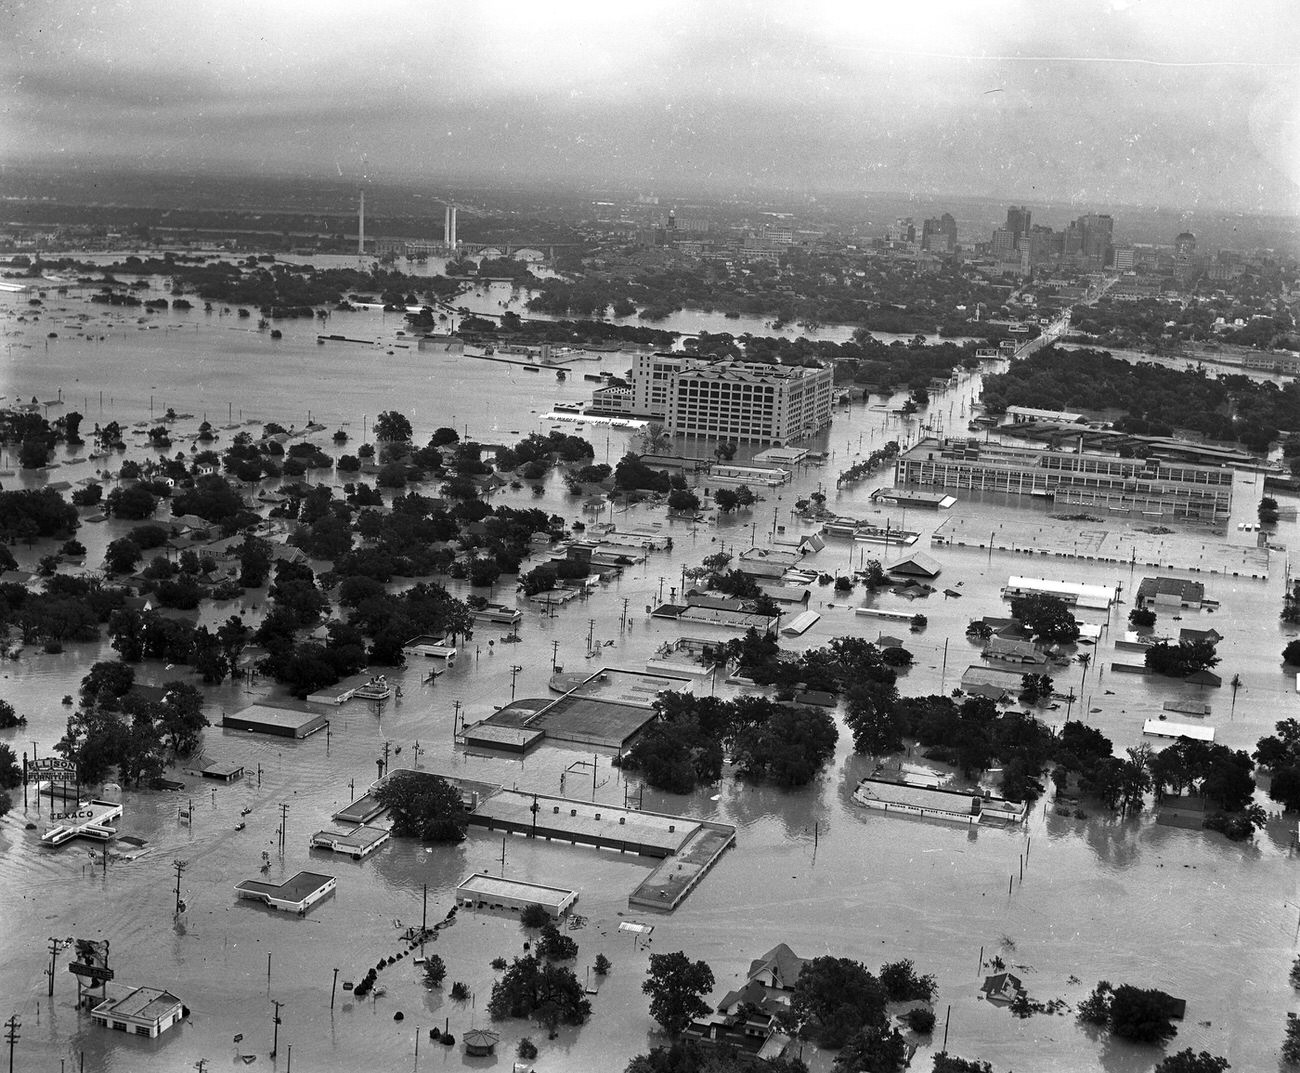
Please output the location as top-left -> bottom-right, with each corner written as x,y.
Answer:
1006,576 -> 1117,606
1143,719 -> 1214,742
456,872 -> 577,909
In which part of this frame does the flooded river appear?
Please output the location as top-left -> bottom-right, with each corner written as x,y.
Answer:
0,281 -> 1298,1072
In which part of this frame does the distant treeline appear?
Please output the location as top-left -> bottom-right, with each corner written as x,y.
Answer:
981,345 -> 1300,451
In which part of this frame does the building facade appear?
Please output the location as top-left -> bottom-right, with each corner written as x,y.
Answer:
627,355 -> 833,444
895,437 -> 1232,521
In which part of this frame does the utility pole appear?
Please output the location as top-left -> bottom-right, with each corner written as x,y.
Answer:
172,859 -> 189,915
587,618 -> 596,653
509,664 -> 524,701
270,1000 -> 284,1058
452,701 -> 462,737
331,967 -> 340,1010
4,1014 -> 18,1073
551,640 -> 560,672
278,804 -> 289,855
620,597 -> 629,632
46,937 -> 71,997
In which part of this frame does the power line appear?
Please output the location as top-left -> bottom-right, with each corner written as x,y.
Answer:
172,859 -> 189,916
4,1014 -> 19,1073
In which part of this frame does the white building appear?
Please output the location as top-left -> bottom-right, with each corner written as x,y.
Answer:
627,355 -> 833,445
91,985 -> 185,1038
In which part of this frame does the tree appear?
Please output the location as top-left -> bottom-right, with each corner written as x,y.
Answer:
423,954 -> 447,987
642,951 -> 714,1038
834,1025 -> 908,1073
20,437 -> 50,469
105,485 -> 157,520
156,681 -> 207,754
0,701 -> 26,730
0,742 -> 22,789
1009,594 -> 1079,643
787,956 -> 888,1049
667,489 -> 701,514
1284,1016 -> 1300,1064
879,959 -> 937,1003
374,771 -> 468,842
732,705 -> 838,788
1129,607 -> 1157,629
1144,640 -> 1220,678
1268,765 -> 1300,811
714,488 -> 740,513
1107,983 -> 1181,1043
236,534 -> 273,588
520,903 -> 551,929
1284,639 -> 1300,666
104,538 -> 142,575
845,680 -> 902,756
374,410 -> 413,442
906,1007 -> 936,1034
536,923 -> 578,962
1154,1049 -> 1230,1073
594,954 -> 612,976
488,955 -> 591,1031
931,1057 -> 994,1073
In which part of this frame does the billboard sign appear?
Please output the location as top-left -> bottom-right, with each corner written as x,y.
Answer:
68,938 -> 114,983
26,757 -> 77,785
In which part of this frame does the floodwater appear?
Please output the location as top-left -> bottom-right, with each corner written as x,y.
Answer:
1,280 -> 1299,1072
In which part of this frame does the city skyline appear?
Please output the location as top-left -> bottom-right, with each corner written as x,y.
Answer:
3,0 -> 1298,215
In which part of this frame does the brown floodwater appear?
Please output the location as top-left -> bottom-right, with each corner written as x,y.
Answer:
1,281 -> 1298,1072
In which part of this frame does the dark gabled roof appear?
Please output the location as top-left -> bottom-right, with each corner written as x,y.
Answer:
1137,576 -> 1205,602
746,943 -> 807,989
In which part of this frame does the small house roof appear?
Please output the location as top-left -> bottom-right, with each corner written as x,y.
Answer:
888,551 -> 943,578
747,943 -> 808,989
980,972 -> 1024,995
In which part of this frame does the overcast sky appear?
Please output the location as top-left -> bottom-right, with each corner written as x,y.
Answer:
3,0 -> 1298,213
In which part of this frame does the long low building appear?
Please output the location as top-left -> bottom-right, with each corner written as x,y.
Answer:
895,436 -> 1232,521
310,825 -> 391,860
222,702 -> 329,739
1143,719 -> 1215,743
454,872 -> 578,917
853,777 -> 1026,825
1003,575 -> 1118,609
236,871 -> 336,914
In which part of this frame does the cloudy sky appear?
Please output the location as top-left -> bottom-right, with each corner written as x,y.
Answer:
3,0 -> 1298,212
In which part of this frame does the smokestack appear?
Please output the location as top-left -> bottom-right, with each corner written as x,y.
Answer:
444,205 -> 451,247
450,207 -> 458,249
358,191 -> 365,256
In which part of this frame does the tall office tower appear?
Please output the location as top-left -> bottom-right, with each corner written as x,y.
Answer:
1077,213 -> 1114,264
921,214 -> 956,253
1005,206 -> 1032,243
1175,231 -> 1196,258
